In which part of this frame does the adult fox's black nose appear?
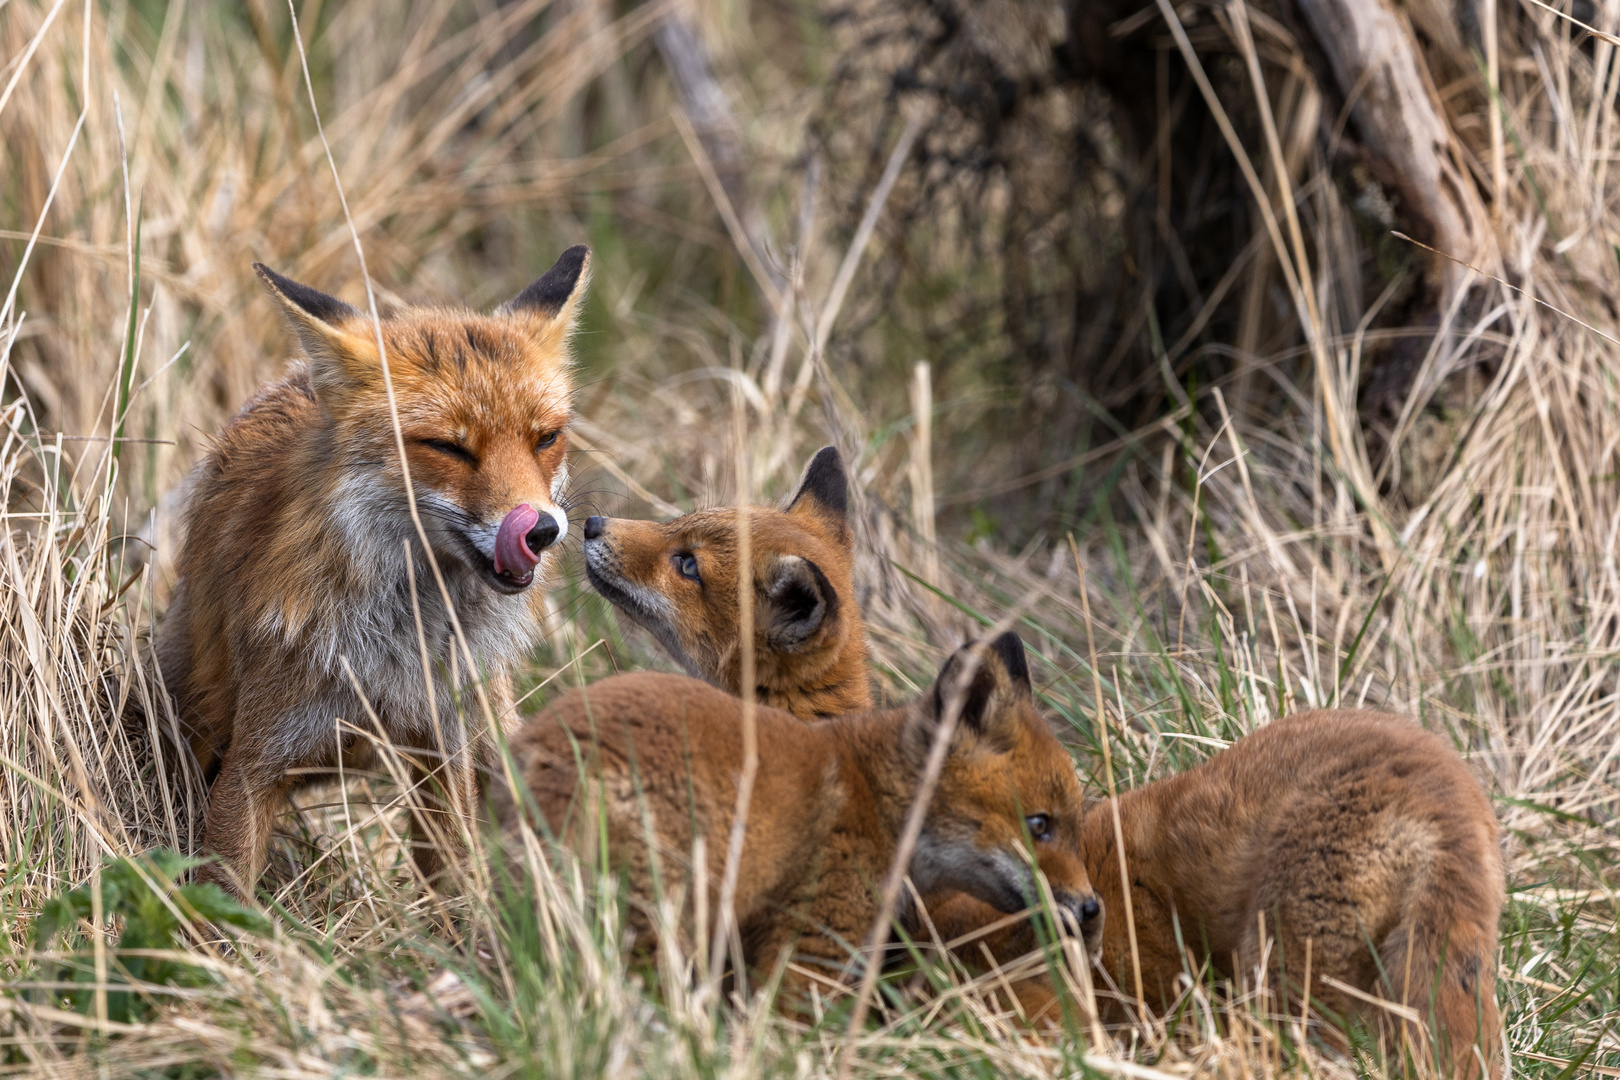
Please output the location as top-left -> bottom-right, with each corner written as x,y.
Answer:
526,514 -> 561,553
1080,895 -> 1101,923
583,515 -> 606,541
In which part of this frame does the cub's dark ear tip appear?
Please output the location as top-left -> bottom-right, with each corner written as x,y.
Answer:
789,445 -> 848,518
990,631 -> 1031,691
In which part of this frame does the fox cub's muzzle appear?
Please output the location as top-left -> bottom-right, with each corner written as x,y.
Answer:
1052,888 -> 1105,954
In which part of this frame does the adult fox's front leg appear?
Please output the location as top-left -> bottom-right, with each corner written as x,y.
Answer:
404,751 -> 478,885
197,746 -> 289,900
409,677 -> 514,886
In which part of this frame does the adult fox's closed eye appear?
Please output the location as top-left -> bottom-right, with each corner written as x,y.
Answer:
156,246 -> 591,899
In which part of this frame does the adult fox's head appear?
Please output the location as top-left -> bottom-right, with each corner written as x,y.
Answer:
580,446 -> 870,715
908,632 -> 1103,952
254,247 -> 589,595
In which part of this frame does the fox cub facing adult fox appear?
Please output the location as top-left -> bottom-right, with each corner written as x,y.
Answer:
158,247 -> 590,897
581,446 -> 871,719
501,632 -> 1102,996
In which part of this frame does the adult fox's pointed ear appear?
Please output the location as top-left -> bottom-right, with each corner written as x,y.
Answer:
785,446 -> 849,541
503,245 -> 591,347
927,631 -> 1034,746
760,555 -> 840,653
254,263 -> 376,398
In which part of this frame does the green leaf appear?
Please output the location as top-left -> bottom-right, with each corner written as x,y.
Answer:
176,883 -> 271,936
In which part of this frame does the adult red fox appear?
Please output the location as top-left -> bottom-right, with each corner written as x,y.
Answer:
1084,710 -> 1503,1079
500,632 -> 1103,997
157,246 -> 590,897
581,446 -> 871,718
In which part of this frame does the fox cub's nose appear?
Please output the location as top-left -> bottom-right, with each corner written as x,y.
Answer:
1055,890 -> 1104,936
583,515 -> 606,540
527,515 -> 561,552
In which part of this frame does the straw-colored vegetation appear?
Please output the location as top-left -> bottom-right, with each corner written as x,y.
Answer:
1,0 -> 1616,1076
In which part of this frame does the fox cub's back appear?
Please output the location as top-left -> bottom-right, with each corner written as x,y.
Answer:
1087,710 -> 1503,1079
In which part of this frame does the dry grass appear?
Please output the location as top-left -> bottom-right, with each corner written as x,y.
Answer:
1,1 -> 1617,1077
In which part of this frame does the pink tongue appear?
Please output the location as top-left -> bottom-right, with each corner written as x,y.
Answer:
493,504 -> 541,577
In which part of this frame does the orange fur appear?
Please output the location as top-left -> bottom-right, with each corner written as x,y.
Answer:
581,447 -> 871,718
158,248 -> 590,897
1085,710 -> 1503,1079
499,633 -> 1101,1000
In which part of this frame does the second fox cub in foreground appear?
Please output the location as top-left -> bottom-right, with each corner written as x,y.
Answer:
158,247 -> 590,897
501,632 -> 1103,996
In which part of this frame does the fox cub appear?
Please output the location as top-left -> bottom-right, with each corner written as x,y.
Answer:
581,447 -> 1086,995
158,247 -> 590,897
500,632 -> 1102,997
582,446 -> 870,718
1085,710 -> 1503,1079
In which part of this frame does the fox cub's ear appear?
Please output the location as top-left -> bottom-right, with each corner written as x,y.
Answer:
503,245 -> 592,341
785,446 -> 849,540
254,263 -> 376,398
760,555 -> 839,653
928,631 -> 1034,745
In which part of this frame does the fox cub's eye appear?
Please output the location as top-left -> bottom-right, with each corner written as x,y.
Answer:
1025,814 -> 1052,842
535,431 -> 559,451
673,553 -> 700,582
421,438 -> 477,466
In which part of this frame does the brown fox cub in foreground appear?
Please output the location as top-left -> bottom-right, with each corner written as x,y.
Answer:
581,446 -> 871,718
500,632 -> 1103,997
1085,710 -> 1504,1079
581,447 -> 1084,993
157,247 -> 590,897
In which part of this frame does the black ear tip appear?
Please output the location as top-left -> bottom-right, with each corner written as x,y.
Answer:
990,631 -> 1031,690
508,245 -> 592,317
550,245 -> 591,282
809,445 -> 842,470
253,262 -> 357,324
789,445 -> 848,518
